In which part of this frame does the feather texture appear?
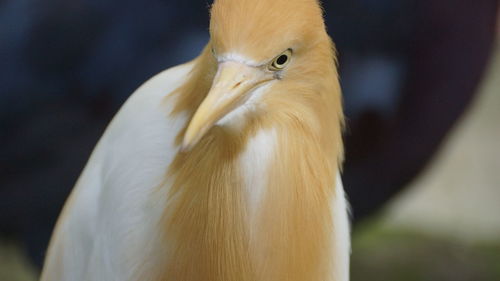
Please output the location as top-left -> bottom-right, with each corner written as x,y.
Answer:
41,0 -> 349,280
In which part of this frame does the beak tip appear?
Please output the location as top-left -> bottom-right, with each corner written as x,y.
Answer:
181,122 -> 205,152
180,139 -> 192,152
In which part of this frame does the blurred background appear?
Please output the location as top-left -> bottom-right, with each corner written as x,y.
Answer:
1,0 -> 499,280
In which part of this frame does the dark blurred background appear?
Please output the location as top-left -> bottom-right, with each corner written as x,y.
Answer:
1,0 -> 499,280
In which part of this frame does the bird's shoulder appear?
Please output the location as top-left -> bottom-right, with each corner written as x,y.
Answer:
99,61 -> 195,146
40,61 -> 197,280
125,60 -> 195,108
54,60 -> 195,240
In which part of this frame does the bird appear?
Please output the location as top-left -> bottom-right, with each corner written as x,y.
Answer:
40,0 -> 350,280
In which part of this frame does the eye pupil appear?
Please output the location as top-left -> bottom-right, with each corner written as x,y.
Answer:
269,49 -> 292,71
276,55 -> 288,65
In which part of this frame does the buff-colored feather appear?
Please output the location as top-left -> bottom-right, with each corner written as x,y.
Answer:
41,0 -> 347,280
160,1 -> 345,280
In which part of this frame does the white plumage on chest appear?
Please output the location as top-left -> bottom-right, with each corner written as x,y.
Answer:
41,62 -> 194,281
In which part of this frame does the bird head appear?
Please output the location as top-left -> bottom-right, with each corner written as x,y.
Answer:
182,0 -> 340,150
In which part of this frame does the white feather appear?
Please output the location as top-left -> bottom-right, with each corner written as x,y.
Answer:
217,52 -> 262,66
239,128 -> 278,224
333,172 -> 351,281
41,62 -> 194,281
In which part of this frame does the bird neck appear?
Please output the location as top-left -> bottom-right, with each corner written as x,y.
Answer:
159,45 -> 344,281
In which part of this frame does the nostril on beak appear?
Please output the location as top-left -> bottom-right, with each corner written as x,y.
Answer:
231,81 -> 242,89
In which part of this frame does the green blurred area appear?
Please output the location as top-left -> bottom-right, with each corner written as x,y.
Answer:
352,222 -> 500,281
0,240 -> 37,281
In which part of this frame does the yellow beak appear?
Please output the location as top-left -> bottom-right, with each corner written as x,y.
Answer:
182,61 -> 271,150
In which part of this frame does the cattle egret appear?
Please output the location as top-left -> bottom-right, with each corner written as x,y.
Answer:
41,0 -> 350,280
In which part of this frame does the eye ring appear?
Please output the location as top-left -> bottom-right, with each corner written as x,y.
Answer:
269,49 -> 292,71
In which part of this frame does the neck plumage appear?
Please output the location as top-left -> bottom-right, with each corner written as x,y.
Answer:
160,43 -> 344,281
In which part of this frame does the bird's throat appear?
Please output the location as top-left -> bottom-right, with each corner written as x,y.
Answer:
160,123 -> 339,281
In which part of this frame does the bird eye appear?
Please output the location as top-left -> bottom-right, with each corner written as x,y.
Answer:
269,49 -> 292,71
